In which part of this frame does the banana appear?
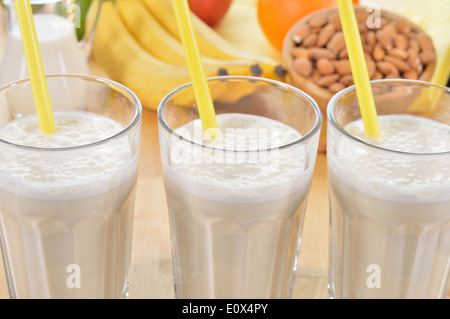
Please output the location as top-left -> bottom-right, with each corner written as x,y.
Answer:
139,0 -> 286,79
89,1 -> 270,110
116,0 -> 285,80
117,0 -> 186,65
90,1 -> 185,109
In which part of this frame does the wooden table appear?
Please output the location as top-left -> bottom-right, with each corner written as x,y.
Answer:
0,0 -> 447,300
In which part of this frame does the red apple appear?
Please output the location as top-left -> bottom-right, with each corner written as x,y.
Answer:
188,0 -> 233,28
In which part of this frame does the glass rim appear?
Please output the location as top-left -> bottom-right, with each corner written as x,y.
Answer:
0,74 -> 143,152
157,75 -> 323,153
327,78 -> 450,157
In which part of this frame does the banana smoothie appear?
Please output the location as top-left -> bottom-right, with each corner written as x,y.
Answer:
161,113 -> 318,298
328,114 -> 450,298
0,111 -> 139,298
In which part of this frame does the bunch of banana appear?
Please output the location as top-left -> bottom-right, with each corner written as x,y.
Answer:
139,0 -> 278,65
89,0 -> 286,110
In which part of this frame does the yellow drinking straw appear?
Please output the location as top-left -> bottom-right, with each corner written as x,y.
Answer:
337,0 -> 381,139
14,0 -> 56,134
172,0 -> 219,139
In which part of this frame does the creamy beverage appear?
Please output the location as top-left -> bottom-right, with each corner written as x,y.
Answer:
162,113 -> 316,298
328,114 -> 450,298
0,111 -> 139,298
0,14 -> 88,86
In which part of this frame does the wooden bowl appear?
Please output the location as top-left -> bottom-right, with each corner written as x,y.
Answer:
282,5 -> 436,151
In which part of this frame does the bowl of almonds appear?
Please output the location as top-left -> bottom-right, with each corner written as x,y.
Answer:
282,5 -> 436,151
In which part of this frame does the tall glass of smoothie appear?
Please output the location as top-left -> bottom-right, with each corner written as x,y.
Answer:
327,79 -> 450,299
0,74 -> 142,298
158,76 -> 322,298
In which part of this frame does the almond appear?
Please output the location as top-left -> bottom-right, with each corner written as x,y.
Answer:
372,71 -> 383,80
384,55 -> 411,72
407,49 -> 420,69
316,58 -> 335,74
293,58 -> 313,77
388,48 -> 408,60
416,32 -> 434,51
328,82 -> 346,93
366,31 -> 376,47
377,61 -> 399,75
419,50 -> 436,64
309,48 -> 337,60
339,74 -> 354,86
362,43 -> 373,54
383,23 -> 397,38
333,59 -> 352,75
316,74 -> 340,87
355,10 -> 370,22
364,52 -> 373,62
302,33 -> 318,48
291,47 -> 310,59
393,34 -> 408,50
317,24 -> 336,48
309,15 -> 327,28
379,18 -> 389,28
338,47 -> 348,59
376,29 -> 393,50
372,44 -> 385,61
292,24 -> 311,44
385,73 -> 401,79
310,70 -> 322,84
403,69 -> 419,80
328,12 -> 342,30
408,38 -> 420,53
366,60 -> 376,78
327,31 -> 346,52
358,21 -> 368,33
395,19 -> 412,37
310,27 -> 322,34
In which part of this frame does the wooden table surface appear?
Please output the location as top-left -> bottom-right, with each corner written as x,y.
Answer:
0,0 -> 447,300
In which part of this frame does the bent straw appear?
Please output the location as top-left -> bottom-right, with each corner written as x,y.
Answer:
337,0 -> 381,139
14,0 -> 55,134
172,0 -> 219,139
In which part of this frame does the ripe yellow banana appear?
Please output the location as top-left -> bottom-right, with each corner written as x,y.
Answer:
116,0 -> 285,80
117,0 -> 186,65
90,1 -> 188,109
89,1 -> 274,110
139,0 -> 286,79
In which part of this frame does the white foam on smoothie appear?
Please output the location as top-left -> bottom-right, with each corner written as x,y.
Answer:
0,111 -> 137,199
331,114 -> 450,203
165,114 -> 313,203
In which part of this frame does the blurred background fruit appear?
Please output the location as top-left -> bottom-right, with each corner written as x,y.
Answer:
257,0 -> 359,51
87,0 -> 285,110
257,0 -> 336,51
188,0 -> 233,27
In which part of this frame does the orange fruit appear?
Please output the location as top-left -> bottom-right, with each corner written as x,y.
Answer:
257,0 -> 359,51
